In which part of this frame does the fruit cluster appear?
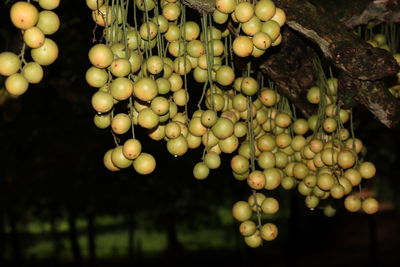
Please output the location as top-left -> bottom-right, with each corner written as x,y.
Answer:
0,0 -> 60,96
86,0 -> 286,177
85,0 -> 379,248
214,0 -> 285,57
229,63 -> 379,247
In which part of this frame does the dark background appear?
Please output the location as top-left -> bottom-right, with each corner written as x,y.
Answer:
0,1 -> 400,266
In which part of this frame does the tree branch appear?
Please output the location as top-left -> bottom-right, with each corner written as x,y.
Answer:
339,75 -> 400,127
275,0 -> 398,80
182,0 -> 215,13
260,29 -> 317,117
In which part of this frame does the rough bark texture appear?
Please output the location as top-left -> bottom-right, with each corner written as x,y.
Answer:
260,29 -> 317,117
311,0 -> 400,28
275,0 -> 398,80
182,0 -> 215,13
339,75 -> 400,127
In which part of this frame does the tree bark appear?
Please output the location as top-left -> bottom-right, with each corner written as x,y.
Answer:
274,0 -> 398,80
0,210 -> 5,265
339,74 -> 400,127
87,213 -> 96,267
9,211 -> 22,266
127,214 -> 135,261
50,214 -> 62,262
260,29 -> 317,117
67,210 -> 82,267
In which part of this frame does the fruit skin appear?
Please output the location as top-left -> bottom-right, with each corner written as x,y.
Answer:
22,62 -> 44,84
39,0 -> 61,10
0,52 -> 21,76
244,230 -> 262,248
362,197 -> 379,214
31,38 -> 59,66
232,201 -> 252,222
5,73 -> 29,96
23,27 -> 45,49
233,36 -> 253,58
193,162 -> 210,180
88,44 -> 113,69
36,10 -> 60,35
344,195 -> 362,212
260,223 -> 278,241
10,1 -> 39,30
133,153 -> 156,175
239,220 -> 257,237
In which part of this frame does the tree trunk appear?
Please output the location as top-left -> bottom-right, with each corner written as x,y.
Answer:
165,218 -> 183,264
87,212 -> 96,267
67,210 -> 82,267
50,214 -> 62,262
0,210 -> 5,265
286,191 -> 299,267
127,214 -> 135,262
9,210 -> 22,266
368,215 -> 378,266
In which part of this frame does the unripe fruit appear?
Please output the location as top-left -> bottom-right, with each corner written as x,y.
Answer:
247,170 -> 266,190
91,91 -> 114,113
344,195 -> 361,212
232,201 -> 252,222
133,77 -> 158,102
261,20 -> 280,42
110,77 -> 133,101
261,197 -> 279,214
162,3 -> 181,21
362,197 -> 379,214
37,10 -> 60,35
260,223 -> 278,241
0,52 -> 21,76
22,62 -> 44,84
244,231 -> 262,248
255,0 -> 276,21
167,135 -> 188,156
94,114 -> 111,129
231,155 -> 249,174
111,146 -> 132,169
239,220 -> 257,237
233,36 -> 253,58
103,149 -> 120,171
111,113 -> 131,134
5,73 -> 29,96
216,65 -> 235,86
23,27 -> 45,49
88,44 -> 113,69
359,161 -> 376,179
204,151 -> 221,169
234,2 -> 254,23
193,162 -> 210,180
39,0 -> 60,10
215,0 -> 236,14
138,108 -> 159,129
133,153 -> 156,175
271,7 -> 286,26
10,2 -> 39,30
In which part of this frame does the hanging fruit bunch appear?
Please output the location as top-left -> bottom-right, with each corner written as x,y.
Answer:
0,0 -> 60,98
86,0 -> 285,176
229,58 -> 380,247
85,0 -> 380,248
